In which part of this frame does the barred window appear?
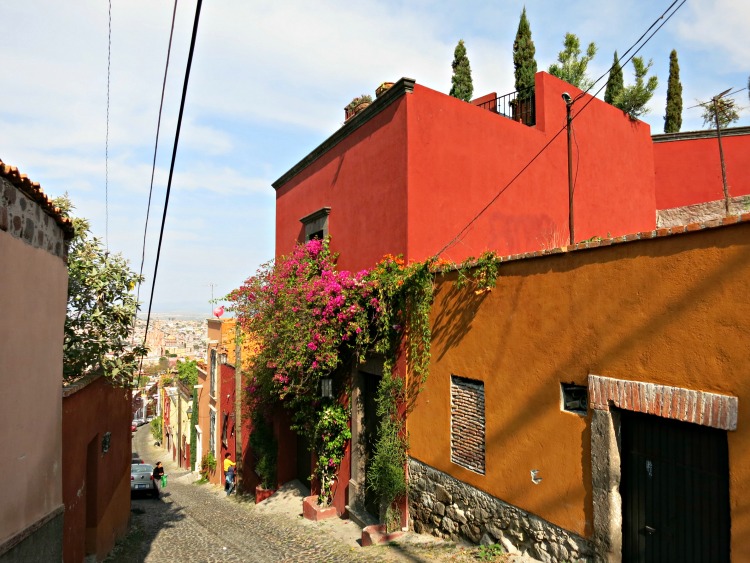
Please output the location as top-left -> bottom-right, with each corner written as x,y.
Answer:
450,375 -> 486,475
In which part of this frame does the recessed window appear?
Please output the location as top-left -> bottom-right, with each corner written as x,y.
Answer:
561,382 -> 588,415
300,207 -> 330,241
450,375 -> 486,475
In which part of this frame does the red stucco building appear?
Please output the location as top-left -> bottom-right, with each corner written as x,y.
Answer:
269,70 -> 750,556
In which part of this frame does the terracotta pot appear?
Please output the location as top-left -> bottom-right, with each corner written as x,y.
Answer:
302,495 -> 338,521
376,82 -> 394,98
345,102 -> 371,121
255,485 -> 276,504
361,524 -> 404,546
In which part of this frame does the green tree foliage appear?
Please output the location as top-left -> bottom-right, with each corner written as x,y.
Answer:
54,194 -> 146,385
701,96 -> 740,129
176,359 -> 199,386
513,7 -> 537,97
150,415 -> 163,442
548,33 -> 597,91
612,57 -> 658,119
449,39 -> 474,102
664,49 -> 683,133
604,51 -> 624,104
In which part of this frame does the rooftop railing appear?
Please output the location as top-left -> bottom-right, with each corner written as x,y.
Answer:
475,90 -> 536,126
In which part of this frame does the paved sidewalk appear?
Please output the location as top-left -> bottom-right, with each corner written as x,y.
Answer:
109,426 -> 533,562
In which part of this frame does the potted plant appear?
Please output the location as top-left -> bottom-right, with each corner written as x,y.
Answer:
303,403 -> 351,521
344,94 -> 373,121
375,82 -> 394,98
249,413 -> 277,503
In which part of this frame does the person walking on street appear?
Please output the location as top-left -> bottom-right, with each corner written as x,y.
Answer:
153,461 -> 165,497
224,453 -> 236,496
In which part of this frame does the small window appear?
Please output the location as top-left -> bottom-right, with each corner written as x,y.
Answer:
450,375 -> 486,475
209,409 -> 217,454
210,349 -> 217,398
300,207 -> 331,241
222,412 -> 229,447
561,382 -> 588,415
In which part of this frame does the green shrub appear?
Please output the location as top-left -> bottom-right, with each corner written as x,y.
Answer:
150,415 -> 163,442
250,413 -> 277,489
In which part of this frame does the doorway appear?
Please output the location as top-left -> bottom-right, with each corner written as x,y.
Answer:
362,372 -> 382,518
620,410 -> 730,562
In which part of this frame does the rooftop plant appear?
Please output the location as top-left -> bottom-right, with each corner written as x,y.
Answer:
346,94 -> 373,111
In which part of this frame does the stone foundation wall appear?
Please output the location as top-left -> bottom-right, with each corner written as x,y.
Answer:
657,195 -> 750,229
409,459 -> 593,563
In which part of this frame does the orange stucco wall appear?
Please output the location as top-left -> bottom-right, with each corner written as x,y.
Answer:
0,233 -> 66,548
654,131 -> 750,209
409,221 -> 750,555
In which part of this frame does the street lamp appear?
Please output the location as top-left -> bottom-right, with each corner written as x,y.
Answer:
321,377 -> 333,399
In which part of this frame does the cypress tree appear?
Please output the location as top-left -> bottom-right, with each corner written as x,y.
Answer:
604,51 -> 624,104
664,49 -> 683,133
513,7 -> 537,97
449,39 -> 474,102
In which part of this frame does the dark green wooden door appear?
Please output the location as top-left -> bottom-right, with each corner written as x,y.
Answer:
620,411 -> 730,562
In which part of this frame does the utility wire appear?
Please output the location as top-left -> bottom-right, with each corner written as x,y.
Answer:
435,0 -> 685,258
105,0 -> 112,250
134,0 -> 179,329
142,0 -> 204,350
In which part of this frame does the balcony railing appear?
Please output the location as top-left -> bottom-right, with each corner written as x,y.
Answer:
475,89 -> 536,126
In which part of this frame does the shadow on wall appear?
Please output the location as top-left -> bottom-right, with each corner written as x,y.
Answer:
431,271 -> 494,362
477,228 -> 750,537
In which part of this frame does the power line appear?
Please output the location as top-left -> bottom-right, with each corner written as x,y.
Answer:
135,0 -> 179,316
105,0 -> 112,250
142,0 -> 204,349
435,0 -> 685,258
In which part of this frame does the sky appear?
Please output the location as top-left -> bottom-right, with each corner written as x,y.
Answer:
2,0 -> 748,316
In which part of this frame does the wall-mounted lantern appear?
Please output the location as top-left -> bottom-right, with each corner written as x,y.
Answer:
219,350 -> 228,365
321,377 -> 333,399
186,404 -> 193,418
101,432 -> 111,454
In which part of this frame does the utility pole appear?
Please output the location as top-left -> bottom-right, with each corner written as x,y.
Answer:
562,92 -> 575,245
234,321 -> 243,492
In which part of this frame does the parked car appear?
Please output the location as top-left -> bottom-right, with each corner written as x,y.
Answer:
130,423 -> 137,433
130,463 -> 157,497
133,417 -> 146,427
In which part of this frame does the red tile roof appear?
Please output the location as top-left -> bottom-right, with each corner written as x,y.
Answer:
0,159 -> 74,238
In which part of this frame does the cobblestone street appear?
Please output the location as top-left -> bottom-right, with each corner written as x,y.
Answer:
108,426 -> 483,563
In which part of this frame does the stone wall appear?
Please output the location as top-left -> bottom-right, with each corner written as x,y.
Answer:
409,459 -> 593,563
656,195 -> 750,229
1,175 -> 68,258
